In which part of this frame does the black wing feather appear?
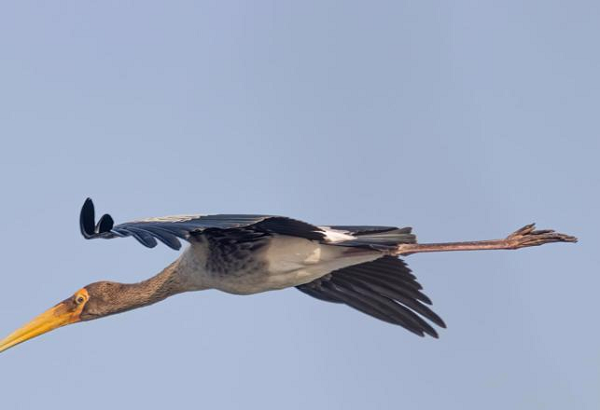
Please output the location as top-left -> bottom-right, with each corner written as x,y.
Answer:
318,282 -> 406,327
296,285 -> 344,304
297,256 -> 445,338
335,271 -> 444,327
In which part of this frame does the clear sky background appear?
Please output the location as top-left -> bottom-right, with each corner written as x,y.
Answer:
0,1 -> 598,409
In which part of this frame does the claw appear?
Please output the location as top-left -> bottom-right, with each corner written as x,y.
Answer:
508,223 -> 536,238
531,229 -> 554,235
506,224 -> 578,248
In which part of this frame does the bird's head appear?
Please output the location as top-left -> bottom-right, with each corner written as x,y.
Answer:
0,281 -> 133,353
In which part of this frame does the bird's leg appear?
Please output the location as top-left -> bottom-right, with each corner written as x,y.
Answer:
394,224 -> 577,256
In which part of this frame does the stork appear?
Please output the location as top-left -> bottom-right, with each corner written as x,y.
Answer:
0,198 -> 577,352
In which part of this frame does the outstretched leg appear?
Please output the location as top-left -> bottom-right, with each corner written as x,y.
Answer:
394,224 -> 577,256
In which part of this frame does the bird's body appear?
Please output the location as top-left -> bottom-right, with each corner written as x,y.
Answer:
0,198 -> 577,353
180,233 -> 379,294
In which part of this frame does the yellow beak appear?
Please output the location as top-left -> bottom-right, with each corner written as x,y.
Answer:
0,301 -> 82,353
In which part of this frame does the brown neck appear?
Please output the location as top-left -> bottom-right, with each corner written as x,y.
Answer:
110,260 -> 187,313
83,258 -> 202,321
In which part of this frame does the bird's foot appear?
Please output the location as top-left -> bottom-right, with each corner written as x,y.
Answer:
505,223 -> 578,249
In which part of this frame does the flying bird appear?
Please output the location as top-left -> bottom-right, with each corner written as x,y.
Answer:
0,198 -> 577,352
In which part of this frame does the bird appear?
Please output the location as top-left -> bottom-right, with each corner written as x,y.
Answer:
0,198 -> 577,353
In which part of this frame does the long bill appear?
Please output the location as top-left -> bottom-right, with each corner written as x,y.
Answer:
0,301 -> 82,353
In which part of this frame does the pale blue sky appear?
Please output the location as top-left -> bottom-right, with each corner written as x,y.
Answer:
0,1 -> 598,409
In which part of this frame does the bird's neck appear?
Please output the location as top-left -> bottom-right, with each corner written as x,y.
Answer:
116,260 -> 189,311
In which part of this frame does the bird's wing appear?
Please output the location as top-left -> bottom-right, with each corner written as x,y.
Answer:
79,198 -> 325,250
296,256 -> 445,338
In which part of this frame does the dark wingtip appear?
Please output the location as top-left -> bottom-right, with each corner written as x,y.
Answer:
97,214 -> 114,234
80,198 -> 96,238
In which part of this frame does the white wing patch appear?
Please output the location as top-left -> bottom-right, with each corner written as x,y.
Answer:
320,227 -> 356,243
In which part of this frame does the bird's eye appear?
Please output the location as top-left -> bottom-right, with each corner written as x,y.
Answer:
75,295 -> 86,305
